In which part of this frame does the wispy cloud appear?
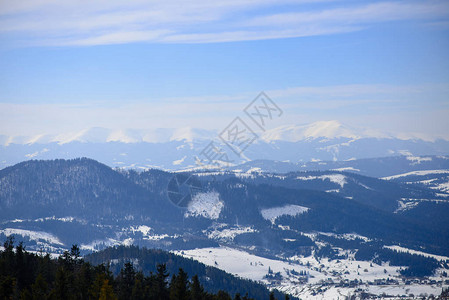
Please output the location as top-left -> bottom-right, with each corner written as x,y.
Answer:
0,0 -> 448,46
245,1 -> 449,27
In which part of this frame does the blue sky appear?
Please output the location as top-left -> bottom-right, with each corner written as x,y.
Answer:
0,0 -> 448,139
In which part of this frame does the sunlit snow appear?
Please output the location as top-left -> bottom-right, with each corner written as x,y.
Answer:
184,192 -> 224,220
260,204 -> 309,224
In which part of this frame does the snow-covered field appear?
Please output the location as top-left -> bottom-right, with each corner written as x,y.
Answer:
174,246 -> 447,299
384,245 -> 449,262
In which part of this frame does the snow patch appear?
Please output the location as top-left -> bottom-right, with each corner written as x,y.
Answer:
185,192 -> 224,220
384,245 -> 449,262
173,156 -> 187,166
261,204 -> 309,224
406,156 -> 432,164
395,200 -> 419,213
296,174 -> 347,188
0,228 -> 64,246
130,225 -> 152,236
382,169 -> 449,180
205,226 -> 256,242
331,167 -> 360,172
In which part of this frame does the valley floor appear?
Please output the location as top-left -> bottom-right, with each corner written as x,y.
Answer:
174,246 -> 448,299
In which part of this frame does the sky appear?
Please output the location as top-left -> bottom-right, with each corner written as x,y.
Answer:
0,0 -> 448,139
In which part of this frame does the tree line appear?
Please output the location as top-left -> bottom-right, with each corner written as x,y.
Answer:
0,237 -> 290,300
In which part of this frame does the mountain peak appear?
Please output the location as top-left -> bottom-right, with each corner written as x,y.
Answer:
260,120 -> 365,142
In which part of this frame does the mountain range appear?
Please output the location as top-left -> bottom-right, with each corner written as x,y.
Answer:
1,157 -> 449,298
1,121 -> 449,171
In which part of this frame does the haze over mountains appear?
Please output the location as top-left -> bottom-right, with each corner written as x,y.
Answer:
1,120 -> 444,145
2,120 -> 449,299
1,121 -> 449,171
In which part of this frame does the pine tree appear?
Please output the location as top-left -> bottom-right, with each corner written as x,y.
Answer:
190,274 -> 204,300
74,262 -> 94,300
118,261 -> 135,300
269,291 -> 276,300
152,263 -> 169,300
170,268 -> 189,300
216,290 -> 232,300
0,276 -> 16,300
99,279 -> 117,300
53,267 -> 70,300
19,288 -> 32,300
31,274 -> 48,300
90,273 -> 108,300
131,272 -> 145,300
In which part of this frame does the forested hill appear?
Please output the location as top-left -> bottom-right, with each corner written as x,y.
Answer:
0,238 -> 291,300
85,245 -> 290,300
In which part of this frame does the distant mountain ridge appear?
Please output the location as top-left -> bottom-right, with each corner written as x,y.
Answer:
0,127 -> 218,145
1,121 -> 446,146
1,121 -> 449,171
228,155 -> 449,178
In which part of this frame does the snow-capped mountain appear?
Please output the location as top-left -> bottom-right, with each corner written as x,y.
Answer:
0,127 -> 217,145
259,120 -> 390,142
1,121 -> 448,170
0,121 -> 442,146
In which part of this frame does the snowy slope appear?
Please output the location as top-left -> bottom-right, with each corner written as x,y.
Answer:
296,174 -> 347,188
0,228 -> 64,246
260,121 -> 389,142
184,192 -> 224,219
174,246 -> 444,299
382,169 -> 449,180
260,205 -> 309,224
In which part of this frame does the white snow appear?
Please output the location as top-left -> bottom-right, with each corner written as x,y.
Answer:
260,204 -> 309,224
317,231 -> 372,242
296,174 -> 347,188
205,225 -> 256,242
33,216 -> 81,223
16,127 -> 218,145
172,156 -> 187,166
382,169 -> 449,180
331,167 -> 360,172
121,225 -> 174,241
25,151 -> 39,158
174,246 -> 321,283
366,285 -> 442,299
184,192 -> 224,220
0,228 -> 64,245
174,246 -> 434,299
246,167 -> 262,173
395,200 -> 419,213
260,121 -> 363,142
130,225 -> 152,236
384,245 -> 449,262
406,156 -> 432,164
432,181 -> 449,193
80,238 -> 121,251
